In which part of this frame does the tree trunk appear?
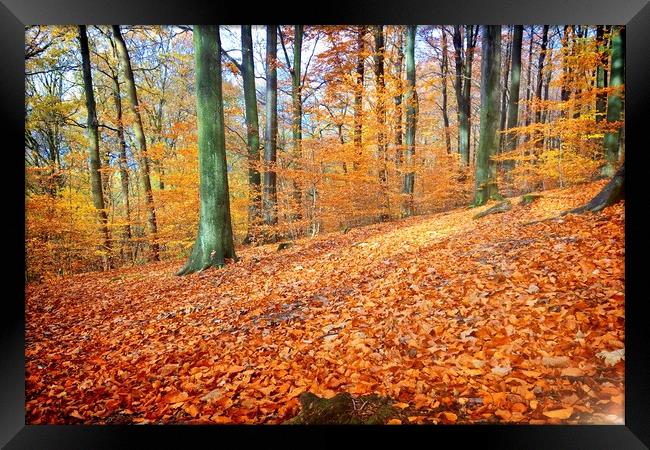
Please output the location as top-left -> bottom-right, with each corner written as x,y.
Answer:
534,25 -> 549,126
524,26 -> 534,128
440,27 -> 452,155
602,26 -> 624,177
595,25 -> 607,123
474,25 -> 502,206
504,25 -> 523,168
291,25 -> 303,222
401,25 -> 417,217
393,29 -> 404,167
353,26 -> 365,171
241,25 -> 262,244
177,26 -> 237,275
374,25 -> 389,220
560,26 -> 571,109
111,74 -> 132,247
78,26 -> 111,267
452,26 -> 476,167
499,26 -> 512,151
112,25 -> 160,261
564,163 -> 624,214
263,25 -> 278,228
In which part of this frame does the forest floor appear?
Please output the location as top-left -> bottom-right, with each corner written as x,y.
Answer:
25,180 -> 625,425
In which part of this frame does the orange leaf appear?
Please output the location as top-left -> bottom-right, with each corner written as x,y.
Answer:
287,387 -> 304,399
560,367 -> 584,377
543,407 -> 573,419
210,414 -> 233,424
163,391 -> 188,404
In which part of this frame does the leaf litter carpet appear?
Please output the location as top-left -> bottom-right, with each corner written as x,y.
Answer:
26,181 -> 624,424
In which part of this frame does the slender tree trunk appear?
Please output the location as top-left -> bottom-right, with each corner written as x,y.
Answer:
374,25 -> 389,220
241,25 -> 262,244
541,45 -> 553,126
111,75 -> 132,247
603,26 -> 624,177
401,25 -> 417,217
499,26 -> 512,150
440,27 -> 452,155
79,26 -> 111,266
560,26 -> 571,110
524,26 -> 534,127
595,25 -> 607,123
534,25 -> 549,126
112,25 -> 160,261
263,25 -> 278,228
177,26 -> 237,275
291,25 -> 303,223
393,29 -> 404,167
504,25 -> 523,168
453,26 -> 476,166
353,26 -> 365,171
474,25 -> 502,206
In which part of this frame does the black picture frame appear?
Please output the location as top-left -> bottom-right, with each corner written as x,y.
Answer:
5,0 -> 649,448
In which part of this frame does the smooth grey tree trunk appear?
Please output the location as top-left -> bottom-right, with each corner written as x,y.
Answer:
504,25 -> 523,167
393,28 -> 404,167
603,26 -> 624,177
241,25 -> 262,244
78,25 -> 111,266
595,25 -> 608,123
440,27 -> 452,155
177,25 -> 237,275
291,25 -> 303,222
499,26 -> 512,150
112,25 -> 160,261
263,25 -> 278,229
401,25 -> 417,217
353,26 -> 365,171
374,25 -> 390,221
453,25 -> 477,166
474,25 -> 502,206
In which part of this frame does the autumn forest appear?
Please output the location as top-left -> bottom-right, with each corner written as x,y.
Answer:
25,25 -> 625,425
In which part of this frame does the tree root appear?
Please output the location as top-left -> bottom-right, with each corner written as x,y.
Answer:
473,200 -> 512,220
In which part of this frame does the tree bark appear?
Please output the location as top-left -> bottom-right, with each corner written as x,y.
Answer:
474,25 -> 502,206
393,29 -> 404,167
177,26 -> 237,275
534,25 -> 549,126
288,25 -> 303,223
353,26 -> 365,171
241,25 -> 262,244
504,25 -> 523,166
440,27 -> 452,155
603,26 -> 624,177
595,25 -> 607,123
499,26 -> 512,151
263,25 -> 278,228
401,25 -> 417,217
111,73 -> 132,246
112,25 -> 160,261
79,25 -> 112,265
374,25 -> 389,220
453,26 -> 477,166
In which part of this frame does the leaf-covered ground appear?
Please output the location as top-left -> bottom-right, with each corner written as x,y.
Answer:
25,181 -> 625,425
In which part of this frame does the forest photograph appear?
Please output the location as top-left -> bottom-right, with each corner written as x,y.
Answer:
25,24 -> 625,425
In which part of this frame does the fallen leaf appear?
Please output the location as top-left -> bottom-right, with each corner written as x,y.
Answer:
543,407 -> 573,419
